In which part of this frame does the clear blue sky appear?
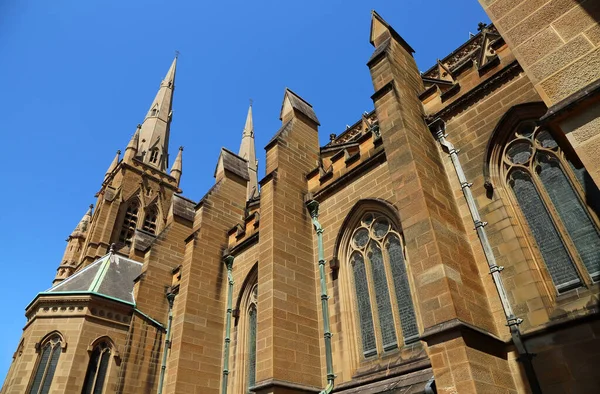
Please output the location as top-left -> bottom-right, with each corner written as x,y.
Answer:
0,0 -> 489,382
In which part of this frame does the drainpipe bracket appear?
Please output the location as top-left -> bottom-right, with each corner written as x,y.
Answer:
474,220 -> 488,229
506,317 -> 523,327
489,265 -> 504,274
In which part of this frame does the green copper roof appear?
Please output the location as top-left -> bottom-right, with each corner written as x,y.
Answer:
44,253 -> 143,305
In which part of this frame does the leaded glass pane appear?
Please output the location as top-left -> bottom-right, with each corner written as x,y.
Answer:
367,243 -> 397,351
81,347 -> 100,394
386,235 -> 419,343
247,306 -> 257,392
29,344 -> 51,394
351,252 -> 376,357
535,130 -> 558,149
92,349 -> 110,394
373,219 -> 390,239
352,228 -> 369,249
510,170 -> 580,290
362,214 -> 374,226
40,345 -> 60,394
538,154 -> 600,280
506,141 -> 532,165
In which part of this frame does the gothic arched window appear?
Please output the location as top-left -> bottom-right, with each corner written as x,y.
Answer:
347,212 -> 419,358
502,121 -> 600,292
28,334 -> 62,394
81,340 -> 111,394
149,148 -> 159,164
233,269 -> 258,394
246,285 -> 258,393
118,201 -> 139,246
142,206 -> 158,234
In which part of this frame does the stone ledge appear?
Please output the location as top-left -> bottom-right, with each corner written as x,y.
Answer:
252,378 -> 321,394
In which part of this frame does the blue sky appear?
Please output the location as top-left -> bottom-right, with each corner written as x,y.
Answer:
0,0 -> 489,382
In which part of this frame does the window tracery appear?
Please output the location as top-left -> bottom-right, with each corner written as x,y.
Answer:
28,335 -> 62,394
347,212 -> 419,358
81,340 -> 111,394
502,122 -> 600,291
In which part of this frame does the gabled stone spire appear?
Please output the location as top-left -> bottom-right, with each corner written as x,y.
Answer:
124,125 -> 140,163
170,146 -> 183,187
104,150 -> 121,181
239,103 -> 258,200
72,204 -> 93,236
137,57 -> 177,172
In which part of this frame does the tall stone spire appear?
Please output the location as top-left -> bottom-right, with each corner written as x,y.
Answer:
137,57 -> 177,172
238,103 -> 258,200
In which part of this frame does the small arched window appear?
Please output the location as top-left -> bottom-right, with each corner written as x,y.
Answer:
502,122 -> 600,291
28,335 -> 62,394
81,340 -> 111,394
142,206 -> 158,234
118,201 -> 139,246
149,149 -> 159,164
233,268 -> 258,394
347,212 -> 419,358
245,284 -> 258,393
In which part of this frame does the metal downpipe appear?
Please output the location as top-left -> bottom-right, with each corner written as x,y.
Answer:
429,119 -> 542,394
306,200 -> 335,394
221,255 -> 235,394
157,291 -> 176,394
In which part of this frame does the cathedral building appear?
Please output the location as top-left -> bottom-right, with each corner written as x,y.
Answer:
3,2 -> 600,393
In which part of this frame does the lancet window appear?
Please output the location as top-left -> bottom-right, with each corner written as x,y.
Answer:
347,212 -> 419,358
28,335 -> 62,394
149,148 -> 159,164
118,201 -> 139,246
81,341 -> 111,394
502,122 -> 600,291
142,206 -> 158,234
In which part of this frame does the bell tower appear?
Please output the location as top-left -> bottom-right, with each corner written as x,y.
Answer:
52,57 -> 183,278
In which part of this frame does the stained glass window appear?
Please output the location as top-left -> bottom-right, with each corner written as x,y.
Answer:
81,341 -> 111,394
245,284 -> 258,393
503,124 -> 600,290
28,336 -> 62,394
347,212 -> 419,358
247,305 -> 257,392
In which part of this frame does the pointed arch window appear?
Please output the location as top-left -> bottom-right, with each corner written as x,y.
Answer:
149,148 -> 159,164
502,122 -> 600,291
142,206 -> 158,234
81,340 -> 111,394
348,212 -> 419,358
118,201 -> 139,246
233,270 -> 258,394
28,335 -> 62,394
246,284 -> 258,393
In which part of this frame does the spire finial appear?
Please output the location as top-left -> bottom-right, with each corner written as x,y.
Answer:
238,104 -> 258,201
109,243 -> 115,254
249,98 -> 253,107
175,50 -> 180,59
89,204 -> 94,210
